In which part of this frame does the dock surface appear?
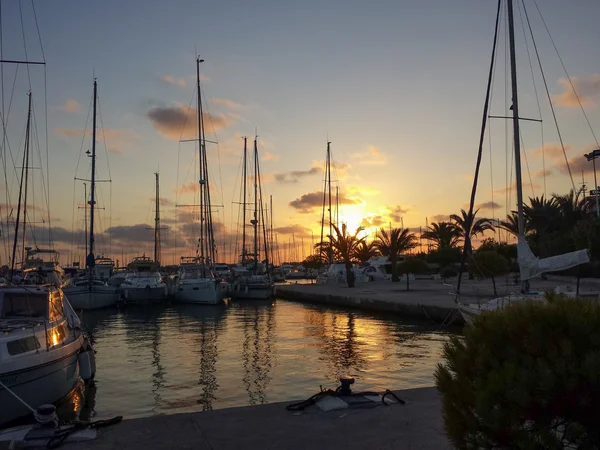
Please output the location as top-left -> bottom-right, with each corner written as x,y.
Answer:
275,275 -> 600,324
65,387 -> 449,450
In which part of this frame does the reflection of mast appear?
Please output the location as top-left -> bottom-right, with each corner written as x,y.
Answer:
154,172 -> 161,264
196,320 -> 219,411
150,320 -> 165,413
241,304 -> 274,405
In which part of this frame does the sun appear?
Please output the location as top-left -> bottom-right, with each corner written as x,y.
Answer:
338,205 -> 373,237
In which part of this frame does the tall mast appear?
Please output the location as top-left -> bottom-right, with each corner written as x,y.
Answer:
196,56 -> 206,271
327,142 -> 333,255
154,172 -> 161,264
242,136 -> 247,265
10,92 -> 32,277
21,93 -> 32,262
84,183 -> 88,259
88,79 -> 98,270
253,136 -> 259,267
507,0 -> 524,237
270,195 -> 274,266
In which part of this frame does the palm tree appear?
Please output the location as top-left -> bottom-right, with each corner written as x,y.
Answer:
355,240 -> 379,264
421,222 -> 461,250
552,189 -> 593,229
327,223 -> 366,288
374,227 -> 418,282
314,240 -> 337,262
450,209 -> 494,255
499,212 -> 520,238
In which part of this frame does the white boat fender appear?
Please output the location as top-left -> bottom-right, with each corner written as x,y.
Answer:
79,339 -> 97,382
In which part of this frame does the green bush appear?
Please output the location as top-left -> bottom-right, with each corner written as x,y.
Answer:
435,296 -> 600,449
441,266 -> 458,279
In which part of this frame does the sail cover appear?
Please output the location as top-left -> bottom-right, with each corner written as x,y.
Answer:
517,236 -> 590,281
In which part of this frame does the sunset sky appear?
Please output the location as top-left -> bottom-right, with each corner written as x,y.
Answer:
1,0 -> 599,266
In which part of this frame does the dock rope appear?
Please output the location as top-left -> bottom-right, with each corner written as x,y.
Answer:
286,386 -> 405,412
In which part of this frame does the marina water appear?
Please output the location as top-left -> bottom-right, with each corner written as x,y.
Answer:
60,299 -> 457,421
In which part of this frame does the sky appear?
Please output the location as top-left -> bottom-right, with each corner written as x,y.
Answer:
0,0 -> 599,266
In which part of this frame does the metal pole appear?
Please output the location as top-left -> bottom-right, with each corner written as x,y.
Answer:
594,157 -> 599,218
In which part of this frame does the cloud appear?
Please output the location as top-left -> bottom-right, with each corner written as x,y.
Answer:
54,128 -> 139,154
494,181 -> 541,196
147,103 -> 234,141
175,181 -> 197,195
273,166 -> 320,184
531,142 -> 597,178
554,74 -> 600,108
273,225 -> 312,238
160,75 -> 186,87
351,145 -> 387,165
360,215 -> 386,229
263,151 -> 279,161
386,205 -> 409,222
210,97 -> 243,110
289,190 -> 361,214
58,99 -> 81,114
347,185 -> 380,196
476,201 -> 501,210
532,168 -> 553,179
430,214 -> 450,222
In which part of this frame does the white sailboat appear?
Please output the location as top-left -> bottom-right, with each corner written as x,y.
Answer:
63,80 -> 119,310
0,94 -> 94,426
121,256 -> 167,304
231,136 -> 274,300
456,0 -> 589,325
174,57 -> 227,305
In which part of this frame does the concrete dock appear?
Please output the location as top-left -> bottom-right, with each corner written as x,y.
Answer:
64,387 -> 449,450
275,275 -> 600,325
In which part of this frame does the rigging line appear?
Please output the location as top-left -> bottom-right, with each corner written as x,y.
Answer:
30,100 -> 52,247
200,82 -> 225,211
96,97 -> 113,180
504,0 -> 510,220
517,0 -> 546,196
30,0 -> 45,62
531,0 -> 599,149
522,0 -> 575,192
17,0 -> 32,89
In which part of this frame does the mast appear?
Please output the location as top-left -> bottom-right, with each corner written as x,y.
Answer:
327,142 -> 333,258
196,57 -> 205,272
10,92 -> 32,278
253,136 -> 259,268
242,137 -> 247,265
269,195 -> 274,266
154,172 -> 161,264
87,79 -> 98,274
84,183 -> 88,259
21,93 -> 32,263
507,0 -> 525,238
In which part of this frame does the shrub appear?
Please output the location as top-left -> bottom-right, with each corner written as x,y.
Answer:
471,250 -> 509,296
441,266 -> 458,279
397,258 -> 429,291
435,296 -> 600,449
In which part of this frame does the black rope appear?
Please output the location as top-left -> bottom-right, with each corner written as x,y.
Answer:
456,0 -> 502,296
45,416 -> 123,449
286,387 -> 405,412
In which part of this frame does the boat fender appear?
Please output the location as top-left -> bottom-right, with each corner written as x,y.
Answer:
78,350 -> 95,382
273,285 -> 277,295
245,285 -> 249,294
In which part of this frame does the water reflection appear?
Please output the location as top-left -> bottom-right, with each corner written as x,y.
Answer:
236,300 -> 275,405
64,300 -> 454,421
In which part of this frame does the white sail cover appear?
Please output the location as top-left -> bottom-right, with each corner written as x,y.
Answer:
517,236 -> 590,281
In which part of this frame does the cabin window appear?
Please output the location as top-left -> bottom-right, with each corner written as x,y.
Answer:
49,325 -> 66,347
7,336 -> 41,355
0,292 -> 47,318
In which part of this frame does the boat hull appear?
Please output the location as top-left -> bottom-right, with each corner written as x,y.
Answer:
122,286 -> 166,304
0,348 -> 80,427
63,286 -> 119,310
174,280 -> 226,305
230,284 -> 273,300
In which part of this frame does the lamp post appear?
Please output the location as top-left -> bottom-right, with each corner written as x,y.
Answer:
584,149 -> 600,218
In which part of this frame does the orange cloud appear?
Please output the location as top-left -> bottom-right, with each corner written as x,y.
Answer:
554,74 -> 600,108
351,145 -> 387,165
147,103 -> 234,141
58,99 -> 82,114
263,151 -> 279,161
289,190 -> 361,214
160,75 -> 186,87
54,128 -> 139,154
210,97 -> 243,110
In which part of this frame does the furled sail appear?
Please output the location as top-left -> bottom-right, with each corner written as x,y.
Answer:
517,236 -> 589,281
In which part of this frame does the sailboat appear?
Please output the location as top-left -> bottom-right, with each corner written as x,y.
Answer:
0,93 -> 93,426
455,0 -> 589,325
63,80 -> 120,310
174,56 -> 227,305
230,136 -> 274,300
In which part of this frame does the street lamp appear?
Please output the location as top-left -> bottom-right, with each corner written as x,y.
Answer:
584,149 -> 600,218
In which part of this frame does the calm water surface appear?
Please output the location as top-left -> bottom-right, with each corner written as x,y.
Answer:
70,299 -> 457,420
